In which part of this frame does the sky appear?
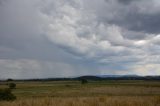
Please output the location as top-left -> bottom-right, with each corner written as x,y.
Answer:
0,0 -> 160,79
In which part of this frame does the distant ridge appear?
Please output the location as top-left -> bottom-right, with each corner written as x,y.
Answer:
97,75 -> 139,78
1,75 -> 160,81
75,75 -> 160,80
77,75 -> 101,80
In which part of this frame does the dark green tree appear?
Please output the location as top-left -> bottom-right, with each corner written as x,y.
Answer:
8,83 -> 16,89
0,88 -> 16,101
6,79 -> 13,82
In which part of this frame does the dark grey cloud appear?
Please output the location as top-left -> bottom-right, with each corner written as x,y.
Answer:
95,0 -> 160,35
117,0 -> 138,5
0,0 -> 160,79
108,10 -> 160,34
0,0 -> 6,5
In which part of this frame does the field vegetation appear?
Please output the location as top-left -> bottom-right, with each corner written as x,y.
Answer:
0,80 -> 160,106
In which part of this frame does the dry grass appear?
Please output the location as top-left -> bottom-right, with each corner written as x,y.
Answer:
1,80 -> 160,106
7,81 -> 160,98
0,96 -> 160,106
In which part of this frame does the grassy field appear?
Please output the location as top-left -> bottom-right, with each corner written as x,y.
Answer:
0,80 -> 160,106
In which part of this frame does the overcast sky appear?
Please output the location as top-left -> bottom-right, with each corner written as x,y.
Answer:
0,0 -> 160,79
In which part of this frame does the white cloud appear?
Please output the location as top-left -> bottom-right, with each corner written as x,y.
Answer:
134,40 -> 148,47
43,1 -> 140,59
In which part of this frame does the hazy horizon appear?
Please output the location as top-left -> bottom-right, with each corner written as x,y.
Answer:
0,0 -> 160,79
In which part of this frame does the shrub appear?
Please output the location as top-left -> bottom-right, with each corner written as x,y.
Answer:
0,88 -> 16,101
65,84 -> 71,87
81,79 -> 88,84
9,83 -> 16,89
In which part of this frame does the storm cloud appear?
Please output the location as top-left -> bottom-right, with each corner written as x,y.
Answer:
0,0 -> 160,79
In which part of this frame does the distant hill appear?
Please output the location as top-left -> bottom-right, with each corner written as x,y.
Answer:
76,75 -> 101,80
1,75 -> 160,81
75,75 -> 160,80
97,75 -> 139,78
